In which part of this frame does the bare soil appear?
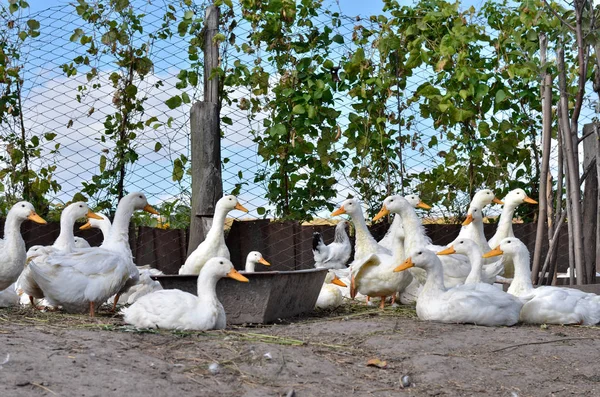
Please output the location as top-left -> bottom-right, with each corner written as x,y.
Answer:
1,303 -> 600,397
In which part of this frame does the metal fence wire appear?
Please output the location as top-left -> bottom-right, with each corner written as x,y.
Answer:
1,1 -> 593,272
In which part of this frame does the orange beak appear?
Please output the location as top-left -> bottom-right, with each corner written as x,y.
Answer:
437,246 -> 456,256
27,211 -> 47,224
143,204 -> 159,215
372,205 -> 389,222
332,274 -> 347,287
87,211 -> 103,220
492,197 -> 504,205
227,268 -> 249,282
258,257 -> 270,266
483,246 -> 503,258
235,202 -> 249,212
524,196 -> 538,204
416,201 -> 432,210
462,214 -> 473,226
79,221 -> 92,230
331,205 -> 346,217
394,257 -> 413,272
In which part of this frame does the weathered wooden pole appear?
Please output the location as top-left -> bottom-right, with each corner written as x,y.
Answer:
531,33 -> 551,284
582,123 -> 598,284
188,5 -> 222,257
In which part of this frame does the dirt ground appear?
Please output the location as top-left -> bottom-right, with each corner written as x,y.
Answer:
1,303 -> 600,397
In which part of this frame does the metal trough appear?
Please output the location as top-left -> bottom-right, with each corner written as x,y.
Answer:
152,268 -> 328,324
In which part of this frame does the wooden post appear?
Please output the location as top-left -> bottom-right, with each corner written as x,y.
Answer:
531,33 -> 551,283
582,123 -> 597,284
187,5 -> 222,257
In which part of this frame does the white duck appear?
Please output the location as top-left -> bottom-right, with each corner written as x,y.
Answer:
179,195 -> 248,275
29,192 -> 157,316
394,248 -> 522,326
375,196 -> 473,287
0,283 -> 19,307
244,251 -> 270,272
111,266 -> 163,306
457,189 -> 502,243
484,238 -> 600,325
312,220 -> 351,269
350,224 -> 413,309
315,270 -> 347,309
0,201 -> 46,292
122,257 -> 248,330
18,202 -> 102,308
487,189 -> 537,248
438,238 -> 503,286
331,198 -> 389,261
378,194 -> 431,251
82,213 -> 165,309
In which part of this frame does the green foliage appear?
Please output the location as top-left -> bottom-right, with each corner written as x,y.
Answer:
0,2 -> 59,215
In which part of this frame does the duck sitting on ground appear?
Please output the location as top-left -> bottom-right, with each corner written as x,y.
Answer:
394,248 -> 522,326
122,257 -> 248,330
315,270 -> 347,309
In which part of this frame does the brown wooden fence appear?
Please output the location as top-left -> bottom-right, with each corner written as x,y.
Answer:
6,219 -> 570,275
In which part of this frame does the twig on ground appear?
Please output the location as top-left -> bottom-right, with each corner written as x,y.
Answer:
492,337 -> 600,352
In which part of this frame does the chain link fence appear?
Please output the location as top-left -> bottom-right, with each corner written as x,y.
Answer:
2,1 -> 595,273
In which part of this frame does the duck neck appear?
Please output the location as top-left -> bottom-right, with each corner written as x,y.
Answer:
492,203 -> 518,242
53,213 -> 77,251
104,202 -> 133,249
196,271 -> 220,298
204,205 -> 228,244
507,248 -> 534,296
99,221 -> 112,244
398,206 -> 430,252
245,261 -> 255,272
421,262 -> 446,295
392,235 -> 405,263
333,223 -> 349,244
463,249 -> 483,284
351,210 -> 379,258
3,212 -> 26,258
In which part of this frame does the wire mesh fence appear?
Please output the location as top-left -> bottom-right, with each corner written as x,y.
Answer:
0,1 -> 595,274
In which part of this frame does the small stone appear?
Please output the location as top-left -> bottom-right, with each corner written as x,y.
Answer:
264,352 -> 272,360
208,362 -> 220,374
400,375 -> 411,388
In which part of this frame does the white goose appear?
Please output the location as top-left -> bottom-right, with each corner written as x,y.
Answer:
244,251 -> 270,272
394,248 -> 522,326
487,188 -> 537,248
350,224 -> 413,309
179,195 -> 248,275
315,270 -> 347,309
484,238 -> 600,325
378,194 -> 431,251
17,201 -> 102,308
331,198 -> 389,261
312,220 -> 351,269
375,196 -> 472,287
29,192 -> 157,316
0,201 -> 46,292
122,257 -> 248,330
457,188 -> 502,244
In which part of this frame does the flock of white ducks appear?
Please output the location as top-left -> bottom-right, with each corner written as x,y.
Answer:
2,187 -> 600,330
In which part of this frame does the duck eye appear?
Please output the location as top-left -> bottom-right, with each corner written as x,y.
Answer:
507,241 -> 511,244
79,205 -> 83,208
460,241 -> 463,244
139,195 -> 142,199
417,251 -> 422,255
21,204 -> 25,208
220,261 -> 224,264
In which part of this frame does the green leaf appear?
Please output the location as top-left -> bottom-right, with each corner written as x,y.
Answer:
172,158 -> 184,181
269,124 -> 286,137
154,142 -> 162,152
478,121 -> 490,137
257,207 -> 266,215
27,19 -> 40,30
292,104 -> 306,114
165,95 -> 182,109
99,155 -> 107,173
181,92 -> 191,104
184,10 -> 194,19
332,34 -> 344,44
495,89 -> 507,104
44,132 -> 57,141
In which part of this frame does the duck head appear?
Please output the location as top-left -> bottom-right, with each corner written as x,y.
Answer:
247,251 -> 270,267
502,189 -> 538,207
204,257 -> 249,282
404,194 -> 432,210
394,248 -> 438,273
64,201 -> 103,223
217,195 -> 248,213
11,201 -> 46,224
471,189 -> 503,209
331,198 -> 362,218
373,195 -> 410,221
483,237 -> 528,259
462,205 -> 484,226
80,213 -> 110,230
437,237 -> 478,257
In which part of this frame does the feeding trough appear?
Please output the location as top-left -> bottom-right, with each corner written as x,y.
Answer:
152,268 -> 328,324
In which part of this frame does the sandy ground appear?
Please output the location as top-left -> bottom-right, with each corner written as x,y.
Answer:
1,303 -> 600,397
